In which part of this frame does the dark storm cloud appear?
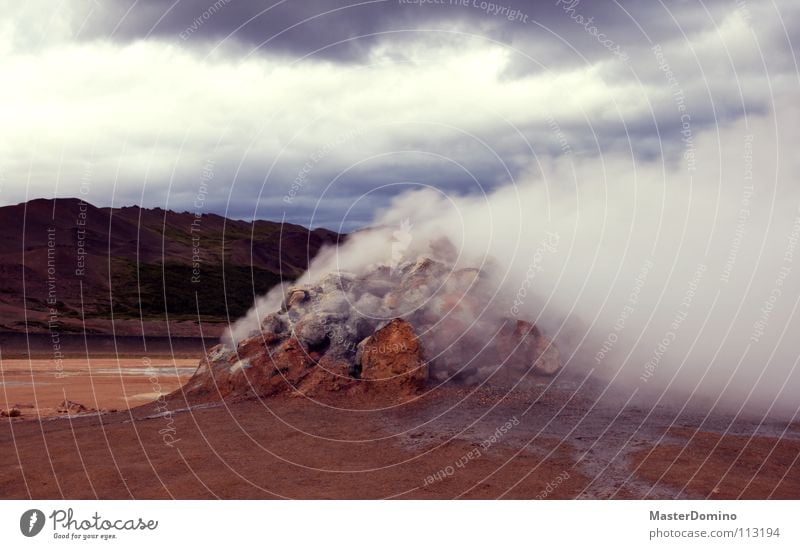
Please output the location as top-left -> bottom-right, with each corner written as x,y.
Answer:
85,0 -> 462,61
4,0 -> 798,231
78,0 -> 795,137
82,0 -> 733,64
82,0 -> 786,134
226,136 -> 531,230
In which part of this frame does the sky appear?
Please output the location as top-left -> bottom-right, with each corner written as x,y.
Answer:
0,0 -> 797,230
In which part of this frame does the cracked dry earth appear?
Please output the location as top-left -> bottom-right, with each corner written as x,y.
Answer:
1,371 -> 798,499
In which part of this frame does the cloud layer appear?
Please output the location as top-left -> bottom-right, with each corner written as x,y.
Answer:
0,0 -> 797,230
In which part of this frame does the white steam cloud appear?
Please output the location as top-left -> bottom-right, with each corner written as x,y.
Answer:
228,97 -> 800,418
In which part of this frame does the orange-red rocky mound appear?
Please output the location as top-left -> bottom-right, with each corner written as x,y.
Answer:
358,318 -> 428,395
175,256 -> 560,404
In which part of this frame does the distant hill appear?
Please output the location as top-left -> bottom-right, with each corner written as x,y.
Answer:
0,198 -> 341,337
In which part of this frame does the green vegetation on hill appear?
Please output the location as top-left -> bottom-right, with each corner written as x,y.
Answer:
107,260 -> 284,320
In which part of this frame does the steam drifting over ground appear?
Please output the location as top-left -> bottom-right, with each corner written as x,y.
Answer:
229,99 -> 800,418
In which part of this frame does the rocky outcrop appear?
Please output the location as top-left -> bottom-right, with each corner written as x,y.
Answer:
357,319 -> 427,396
180,336 -> 315,400
496,320 -> 561,377
175,253 -> 561,403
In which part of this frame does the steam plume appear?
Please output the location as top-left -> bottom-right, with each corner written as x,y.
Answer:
228,99 -> 800,417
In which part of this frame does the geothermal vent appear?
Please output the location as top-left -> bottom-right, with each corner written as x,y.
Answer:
176,252 -> 560,404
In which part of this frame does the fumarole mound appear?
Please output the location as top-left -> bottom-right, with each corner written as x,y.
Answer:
175,255 -> 561,404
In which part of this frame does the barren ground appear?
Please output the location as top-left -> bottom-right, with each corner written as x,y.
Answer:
1,351 -> 798,499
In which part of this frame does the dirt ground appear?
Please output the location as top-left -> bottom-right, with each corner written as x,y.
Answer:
1,362 -> 798,499
630,426 -> 800,499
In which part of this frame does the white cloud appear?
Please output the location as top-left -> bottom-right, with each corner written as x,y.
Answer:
0,0 -> 795,230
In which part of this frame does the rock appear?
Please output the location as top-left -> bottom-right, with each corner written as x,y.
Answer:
408,256 -> 437,276
285,288 -> 309,310
493,320 -> 562,377
173,246 -> 562,404
1,408 -> 21,418
260,313 -> 286,335
295,355 -> 355,396
253,338 -> 316,394
495,320 -> 540,360
315,291 -> 350,314
237,331 -> 282,358
358,318 -> 427,396
57,400 -> 94,415
532,336 -> 561,376
207,344 -> 235,363
347,314 -> 379,344
323,320 -> 360,359
294,316 -> 330,350
317,272 -> 356,294
182,336 -> 320,400
361,278 -> 395,298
